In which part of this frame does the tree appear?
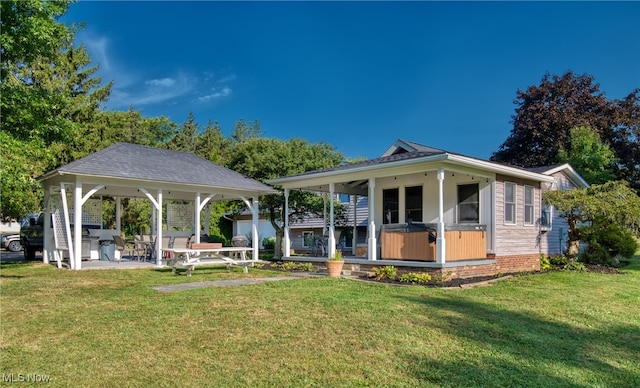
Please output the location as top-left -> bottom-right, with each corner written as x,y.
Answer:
195,120 -> 228,165
0,0 -> 111,220
227,137 -> 344,259
230,119 -> 264,144
543,180 -> 640,257
167,112 -> 198,153
491,71 -> 639,190
558,126 -> 617,185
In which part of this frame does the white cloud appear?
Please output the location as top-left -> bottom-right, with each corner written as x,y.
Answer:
80,33 -> 111,72
217,74 -> 237,83
146,78 -> 176,87
198,87 -> 232,102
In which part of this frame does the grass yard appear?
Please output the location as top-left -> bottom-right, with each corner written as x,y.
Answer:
1,256 -> 639,387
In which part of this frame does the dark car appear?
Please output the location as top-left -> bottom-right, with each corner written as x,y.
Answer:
20,213 -> 44,260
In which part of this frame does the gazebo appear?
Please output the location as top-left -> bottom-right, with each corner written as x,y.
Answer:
39,143 -> 278,269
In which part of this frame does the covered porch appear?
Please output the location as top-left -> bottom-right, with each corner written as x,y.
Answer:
268,140 -> 553,272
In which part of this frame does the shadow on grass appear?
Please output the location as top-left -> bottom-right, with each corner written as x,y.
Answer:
399,293 -> 640,387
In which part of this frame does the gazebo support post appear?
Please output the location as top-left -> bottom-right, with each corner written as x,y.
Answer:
284,189 -> 290,258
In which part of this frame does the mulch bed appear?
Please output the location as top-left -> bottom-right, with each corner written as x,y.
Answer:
259,261 -> 628,288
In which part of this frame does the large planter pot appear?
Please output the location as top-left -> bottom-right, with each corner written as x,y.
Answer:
326,260 -> 344,277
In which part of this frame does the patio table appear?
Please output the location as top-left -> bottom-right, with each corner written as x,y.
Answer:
164,247 -> 258,276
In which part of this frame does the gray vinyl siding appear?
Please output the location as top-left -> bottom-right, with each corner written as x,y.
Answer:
494,177 -> 542,257
538,172 -> 578,255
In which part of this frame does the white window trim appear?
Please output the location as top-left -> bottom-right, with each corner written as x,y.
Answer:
504,182 -> 517,225
457,183 -> 480,224
524,185 -> 535,226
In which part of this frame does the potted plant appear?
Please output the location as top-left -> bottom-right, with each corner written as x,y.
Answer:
326,250 -> 344,277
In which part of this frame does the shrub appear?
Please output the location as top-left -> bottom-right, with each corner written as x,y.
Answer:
582,223 -> 639,263
580,242 -> 610,265
540,254 -> 552,271
259,253 -> 274,261
279,262 -> 298,271
431,271 -> 452,285
297,262 -> 314,272
563,261 -> 586,272
399,272 -> 432,284
549,255 -> 569,267
373,265 -> 397,280
262,237 -> 276,250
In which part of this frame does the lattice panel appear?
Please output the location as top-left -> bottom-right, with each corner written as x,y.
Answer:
166,203 -> 194,230
50,195 -> 69,250
68,198 -> 102,226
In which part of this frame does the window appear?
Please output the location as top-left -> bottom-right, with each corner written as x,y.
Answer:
504,182 -> 516,224
383,188 -> 399,224
302,231 -> 314,248
338,193 -> 350,203
541,205 -> 552,230
524,185 -> 534,225
405,186 -> 423,222
457,184 -> 479,223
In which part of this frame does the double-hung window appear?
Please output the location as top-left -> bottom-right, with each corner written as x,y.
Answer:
504,182 -> 516,224
458,184 -> 479,223
405,186 -> 423,222
524,185 -> 534,225
383,188 -> 399,224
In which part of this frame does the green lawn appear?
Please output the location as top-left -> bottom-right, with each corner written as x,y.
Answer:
1,256 -> 639,387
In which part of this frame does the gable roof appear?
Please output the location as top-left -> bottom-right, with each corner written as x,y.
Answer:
41,142 -> 278,195
526,163 -> 590,188
381,139 -> 446,156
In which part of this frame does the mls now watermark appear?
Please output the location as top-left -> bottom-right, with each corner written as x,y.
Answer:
2,373 -> 51,383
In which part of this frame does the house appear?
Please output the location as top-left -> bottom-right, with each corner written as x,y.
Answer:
268,139 -> 589,279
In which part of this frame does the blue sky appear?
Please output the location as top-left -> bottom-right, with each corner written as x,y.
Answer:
63,1 -> 639,161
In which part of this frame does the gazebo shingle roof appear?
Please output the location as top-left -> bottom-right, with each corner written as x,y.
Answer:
44,142 -> 277,193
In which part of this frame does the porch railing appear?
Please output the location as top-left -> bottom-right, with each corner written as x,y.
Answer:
380,223 -> 487,261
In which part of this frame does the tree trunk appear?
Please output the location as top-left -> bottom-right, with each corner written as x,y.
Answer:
566,217 -> 580,259
274,229 -> 284,260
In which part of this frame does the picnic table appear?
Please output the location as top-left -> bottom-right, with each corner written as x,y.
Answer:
164,244 -> 258,276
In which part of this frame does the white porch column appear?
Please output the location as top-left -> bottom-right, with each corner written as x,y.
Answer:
368,178 -> 377,261
352,195 -> 357,256
74,181 -> 83,270
203,204 -> 211,239
155,189 -> 163,266
195,193 -> 216,244
436,168 -> 446,264
139,188 -> 162,265
115,197 -> 122,234
42,187 -> 52,264
283,189 -> 291,257
252,198 -> 259,260
195,192 -> 201,243
328,183 -> 336,259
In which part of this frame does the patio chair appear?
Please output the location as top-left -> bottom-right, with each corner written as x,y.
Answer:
113,235 -> 140,261
171,236 -> 190,250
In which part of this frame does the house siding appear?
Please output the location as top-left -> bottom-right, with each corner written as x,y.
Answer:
494,175 -> 542,258
538,171 -> 579,255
